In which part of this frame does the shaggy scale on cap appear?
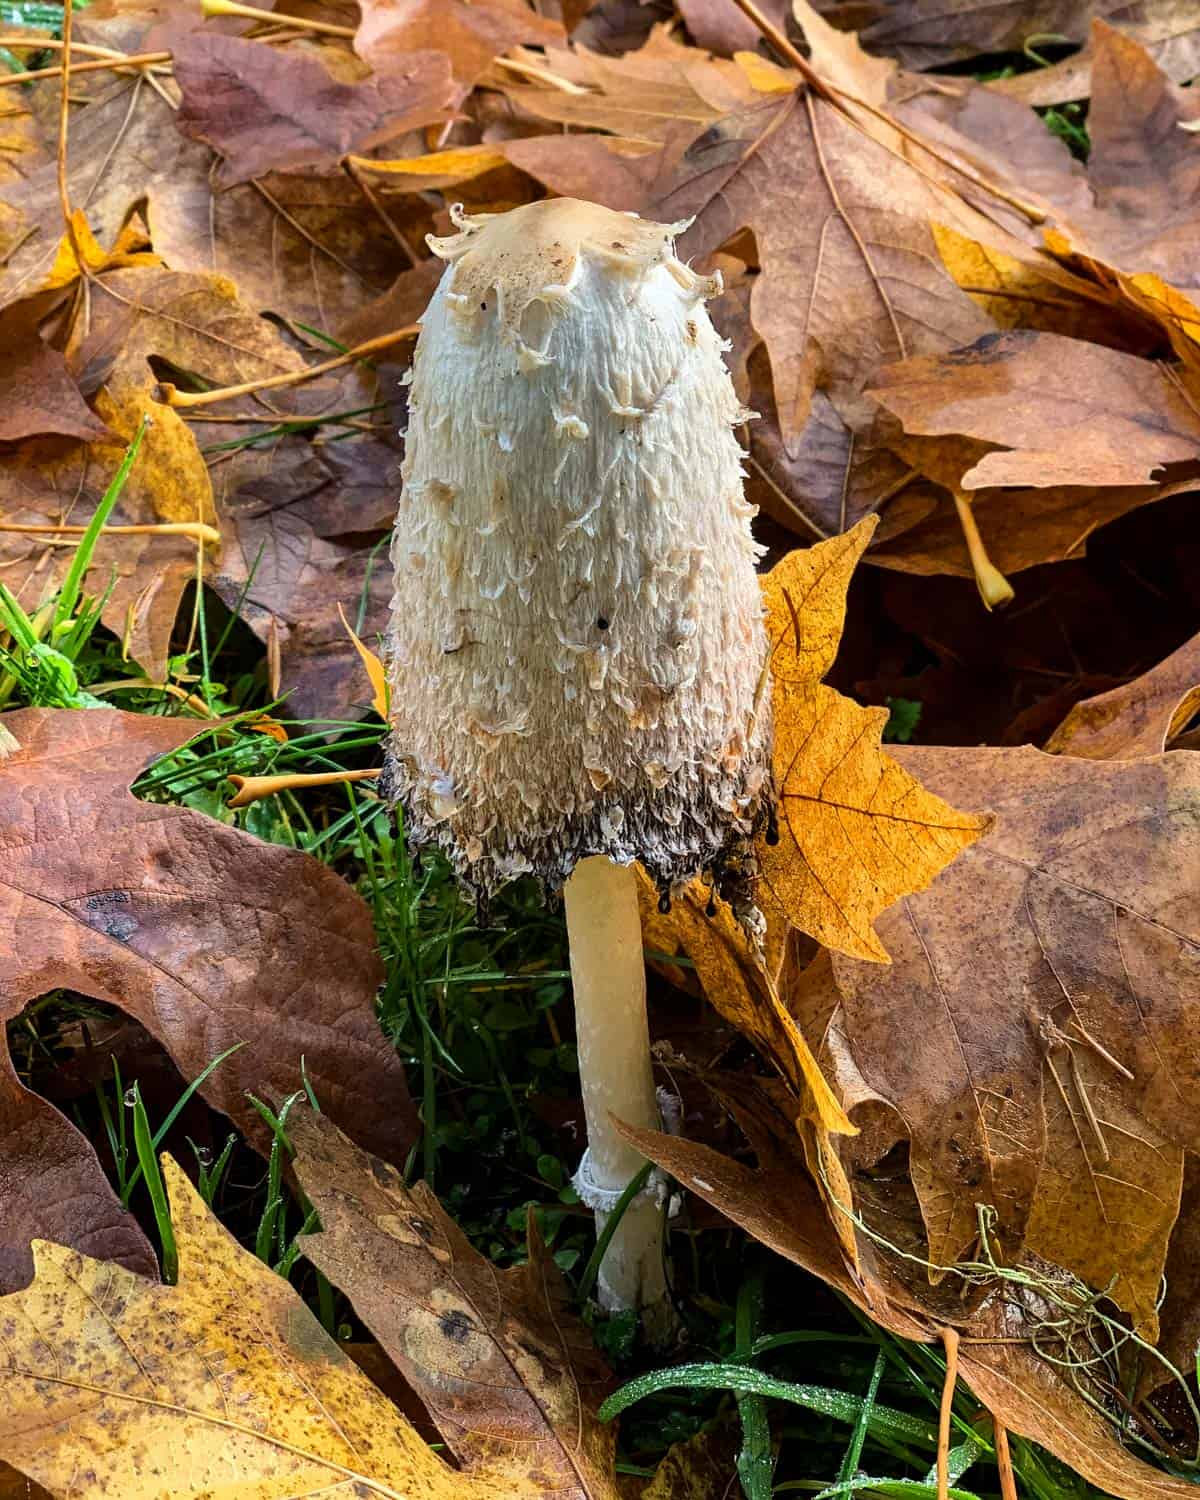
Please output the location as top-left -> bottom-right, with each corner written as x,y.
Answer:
383,198 -> 774,912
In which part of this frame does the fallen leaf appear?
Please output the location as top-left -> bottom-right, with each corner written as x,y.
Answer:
0,1047 -> 156,1294
1048,21 -> 1200,295
171,28 -> 460,187
338,602 -> 390,718
210,435 -> 399,722
832,742 -> 1200,1333
757,519 -> 993,961
0,328 -> 110,444
1045,631 -> 1200,759
291,1108 -> 622,1498
498,28 -> 755,141
0,1157 -> 496,1500
990,5 -> 1200,107
0,709 -> 416,1203
355,0 -> 563,85
869,330 -> 1200,491
639,879 -> 852,1133
650,86 -> 992,448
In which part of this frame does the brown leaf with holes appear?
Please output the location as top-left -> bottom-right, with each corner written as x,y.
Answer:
170,28 -> 460,187
291,1108 -> 622,1499
1046,631 -> 1200,759
757,518 -> 992,960
0,709 -> 416,1251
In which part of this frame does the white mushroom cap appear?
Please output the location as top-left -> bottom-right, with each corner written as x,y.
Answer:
383,198 -> 773,912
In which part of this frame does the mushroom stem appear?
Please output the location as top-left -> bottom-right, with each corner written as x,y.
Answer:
563,856 -> 668,1322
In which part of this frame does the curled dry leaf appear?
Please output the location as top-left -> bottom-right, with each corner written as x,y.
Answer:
870,330 -> 1200,491
1046,631 -> 1200,759
638,878 -> 852,1133
757,518 -> 993,961
0,1158 -> 496,1500
290,1109 -> 621,1499
0,707 -> 415,1280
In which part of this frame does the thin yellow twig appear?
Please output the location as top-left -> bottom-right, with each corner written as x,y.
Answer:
993,1416 -> 1019,1500
0,521 -> 221,545
0,49 -> 171,86
227,768 -> 380,808
492,54 -> 590,94
200,0 -> 355,38
937,1327 -> 960,1500
159,326 -> 418,408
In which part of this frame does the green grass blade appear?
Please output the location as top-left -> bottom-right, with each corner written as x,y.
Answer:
129,1085 -> 177,1282
598,1363 -> 938,1446
54,414 -> 149,635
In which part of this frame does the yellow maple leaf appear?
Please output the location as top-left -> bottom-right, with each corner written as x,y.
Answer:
0,1157 -> 495,1500
758,517 -> 993,962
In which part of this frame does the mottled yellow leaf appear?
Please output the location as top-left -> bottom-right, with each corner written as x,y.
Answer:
758,517 -> 993,962
0,1157 -> 491,1500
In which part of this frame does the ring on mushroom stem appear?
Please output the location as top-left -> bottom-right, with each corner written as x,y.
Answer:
382,198 -> 775,1330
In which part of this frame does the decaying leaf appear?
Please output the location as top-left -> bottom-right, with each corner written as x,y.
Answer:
833,743 -> 1200,1335
757,519 -> 993,961
0,1157 -> 496,1500
650,85 -> 992,449
355,0 -> 563,84
291,1109 -> 622,1499
0,707 -> 416,1278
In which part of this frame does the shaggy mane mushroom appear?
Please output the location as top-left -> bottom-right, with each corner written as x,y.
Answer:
384,196 -> 774,1324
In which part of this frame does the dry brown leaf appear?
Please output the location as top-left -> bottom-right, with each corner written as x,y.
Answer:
0,325 -> 110,444
757,519 -> 993,961
291,1109 -> 621,1499
0,1157 -> 497,1500
210,433 -> 399,722
170,28 -> 460,187
990,4 -> 1200,107
498,27 -> 755,141
649,86 -> 992,449
868,468 -> 1200,580
0,709 -> 416,1249
355,0 -> 563,85
1046,21 -> 1200,297
1046,631 -> 1200,759
832,742 -> 1200,1334
0,1047 -> 156,1294
870,330 -> 1200,491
